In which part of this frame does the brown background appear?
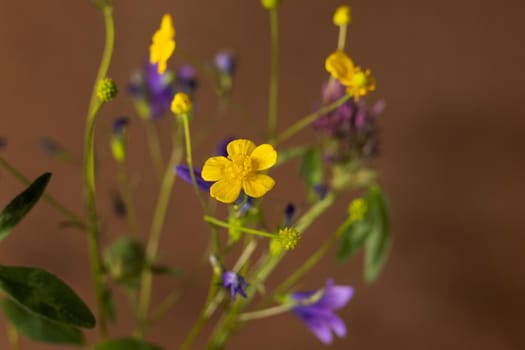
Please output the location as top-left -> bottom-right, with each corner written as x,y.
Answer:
0,0 -> 524,349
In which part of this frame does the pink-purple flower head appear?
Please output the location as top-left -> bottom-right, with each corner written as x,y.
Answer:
291,279 -> 354,345
222,271 -> 248,300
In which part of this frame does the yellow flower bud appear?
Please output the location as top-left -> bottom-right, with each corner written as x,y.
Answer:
96,77 -> 118,102
325,50 -> 355,86
261,0 -> 280,10
171,92 -> 192,115
333,5 -> 351,26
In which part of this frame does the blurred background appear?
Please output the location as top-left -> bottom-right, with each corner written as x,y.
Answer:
0,0 -> 523,349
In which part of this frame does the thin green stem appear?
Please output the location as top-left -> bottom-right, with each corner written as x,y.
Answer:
337,24 -> 348,51
203,216 -> 275,239
137,125 -> 183,337
238,303 -> 291,322
274,95 -> 351,145
0,156 -> 85,229
82,5 -> 115,340
268,7 -> 279,140
143,119 -> 165,183
117,161 -> 139,237
7,323 -> 19,350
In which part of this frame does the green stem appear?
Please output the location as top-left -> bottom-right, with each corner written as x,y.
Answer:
268,7 -> 279,140
82,5 -> 115,340
117,161 -> 139,237
337,24 -> 348,51
137,125 -> 183,337
0,156 -> 85,229
274,95 -> 351,145
7,323 -> 19,350
143,119 -> 165,183
203,216 -> 275,239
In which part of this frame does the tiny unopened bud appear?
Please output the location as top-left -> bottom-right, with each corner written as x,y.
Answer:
96,77 -> 118,102
261,0 -> 281,10
278,227 -> 300,250
348,198 -> 367,223
333,5 -> 351,26
171,92 -> 192,115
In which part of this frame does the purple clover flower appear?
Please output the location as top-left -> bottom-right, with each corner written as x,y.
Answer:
222,271 -> 248,300
291,279 -> 354,345
175,165 -> 212,192
312,79 -> 384,160
129,61 -> 175,119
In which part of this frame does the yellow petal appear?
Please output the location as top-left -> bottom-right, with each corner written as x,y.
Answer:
250,144 -> 277,171
202,156 -> 229,181
210,179 -> 242,203
227,139 -> 256,158
242,174 -> 275,198
159,14 -> 175,39
325,51 -> 354,86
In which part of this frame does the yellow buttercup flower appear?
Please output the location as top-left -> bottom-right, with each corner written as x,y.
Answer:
202,139 -> 277,203
346,67 -> 376,100
149,14 -> 176,74
325,50 -> 355,86
333,5 -> 351,26
171,92 -> 192,115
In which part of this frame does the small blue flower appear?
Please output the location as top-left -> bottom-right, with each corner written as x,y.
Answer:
175,65 -> 198,96
214,50 -> 237,76
112,116 -> 130,136
129,61 -> 175,119
291,279 -> 354,345
222,271 -> 248,300
174,165 -> 212,192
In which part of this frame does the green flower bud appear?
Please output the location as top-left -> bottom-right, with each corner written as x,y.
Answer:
228,217 -> 242,245
104,237 -> 145,286
277,227 -> 300,250
348,198 -> 367,223
96,77 -> 118,102
261,0 -> 281,10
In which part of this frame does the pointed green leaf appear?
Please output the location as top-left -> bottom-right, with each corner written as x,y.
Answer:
0,172 -> 51,240
363,185 -> 391,283
93,338 -> 163,350
1,298 -> 84,345
0,266 -> 95,328
337,219 -> 371,263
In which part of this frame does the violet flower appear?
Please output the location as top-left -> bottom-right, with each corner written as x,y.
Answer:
222,271 -> 248,300
175,65 -> 198,96
129,61 -> 175,119
291,279 -> 354,345
214,50 -> 237,76
174,165 -> 211,192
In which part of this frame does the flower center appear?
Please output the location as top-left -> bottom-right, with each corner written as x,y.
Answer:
225,155 -> 254,181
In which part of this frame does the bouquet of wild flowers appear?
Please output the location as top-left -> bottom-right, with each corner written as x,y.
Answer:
0,1 -> 390,349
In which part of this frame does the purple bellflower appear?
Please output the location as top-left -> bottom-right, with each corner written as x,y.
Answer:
129,61 -> 175,119
222,271 -> 248,300
175,165 -> 212,192
291,279 -> 354,345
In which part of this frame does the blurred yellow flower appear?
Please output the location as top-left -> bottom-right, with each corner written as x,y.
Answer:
202,139 -> 277,203
325,50 -> 355,86
171,92 -> 192,115
149,14 -> 176,74
333,5 -> 351,26
346,67 -> 376,100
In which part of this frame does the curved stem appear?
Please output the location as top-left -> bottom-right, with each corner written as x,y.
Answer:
117,161 -> 139,237
82,5 -> 115,340
274,95 -> 350,146
0,157 -> 85,229
267,7 -> 279,141
137,125 -> 183,337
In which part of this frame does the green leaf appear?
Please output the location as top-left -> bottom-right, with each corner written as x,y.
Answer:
1,298 -> 84,345
363,185 -> 391,283
0,266 -> 95,328
300,148 -> 323,200
0,172 -> 51,241
93,338 -> 163,350
337,219 -> 371,263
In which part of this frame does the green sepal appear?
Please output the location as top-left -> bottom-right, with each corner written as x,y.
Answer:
0,172 -> 51,241
1,298 -> 85,345
93,338 -> 163,350
0,266 -> 95,328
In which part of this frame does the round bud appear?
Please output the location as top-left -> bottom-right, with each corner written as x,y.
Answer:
278,227 -> 300,250
333,5 -> 352,26
96,77 -> 118,102
171,92 -> 193,115
261,0 -> 281,10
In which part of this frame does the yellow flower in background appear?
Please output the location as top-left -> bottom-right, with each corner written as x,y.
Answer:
325,50 -> 376,100
325,50 -> 355,86
333,5 -> 351,26
202,139 -> 277,203
149,14 -> 176,74
346,67 -> 376,100
171,92 -> 192,115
